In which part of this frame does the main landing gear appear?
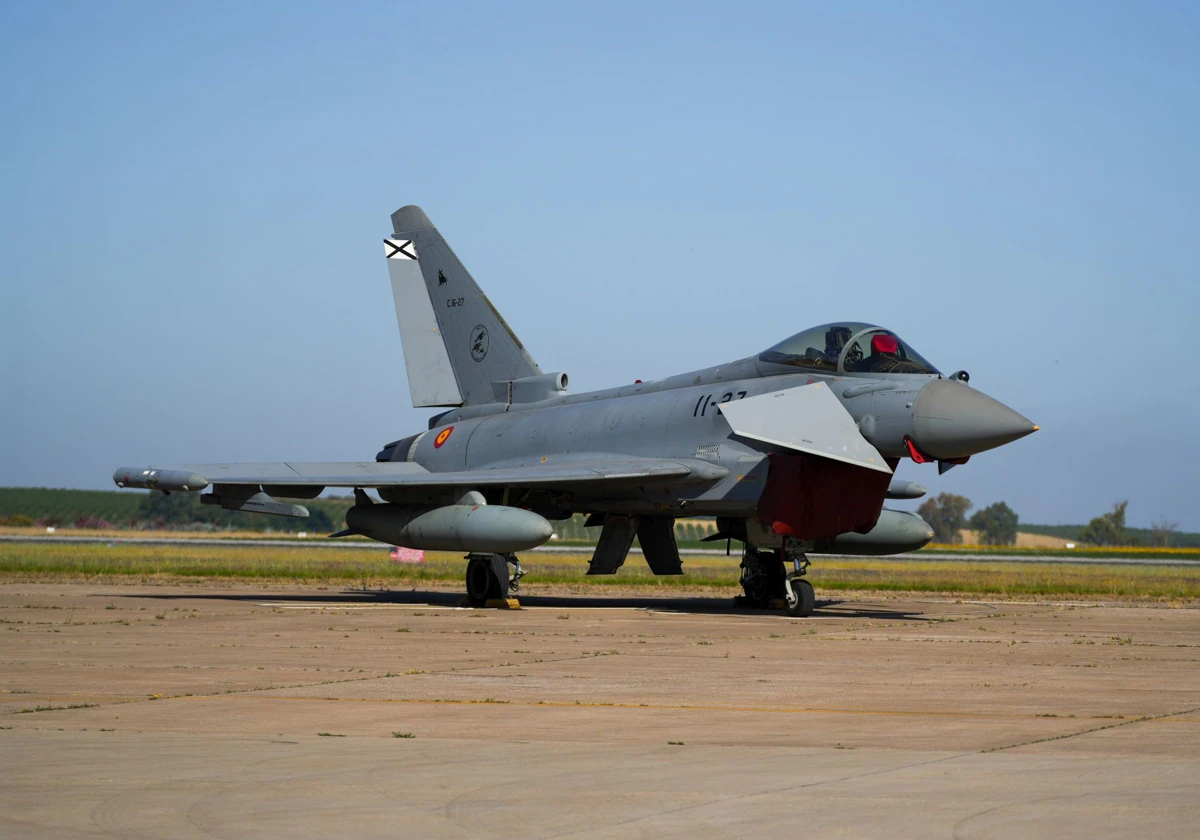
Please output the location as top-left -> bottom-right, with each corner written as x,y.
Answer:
739,542 -> 815,617
464,553 -> 525,607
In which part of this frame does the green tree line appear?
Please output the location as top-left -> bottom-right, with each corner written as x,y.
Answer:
0,487 -> 350,533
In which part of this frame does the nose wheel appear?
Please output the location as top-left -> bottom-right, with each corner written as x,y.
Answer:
783,546 -> 815,617
784,576 -> 815,617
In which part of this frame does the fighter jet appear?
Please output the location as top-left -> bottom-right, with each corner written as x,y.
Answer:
114,205 -> 1037,615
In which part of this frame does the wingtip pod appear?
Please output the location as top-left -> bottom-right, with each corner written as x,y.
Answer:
113,467 -> 209,492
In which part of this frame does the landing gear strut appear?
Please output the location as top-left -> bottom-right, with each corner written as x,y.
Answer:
782,540 -> 815,617
740,549 -> 785,608
740,542 -> 816,616
464,553 -> 524,606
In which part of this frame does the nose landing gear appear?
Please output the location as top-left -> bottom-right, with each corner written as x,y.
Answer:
739,540 -> 816,617
783,551 -> 815,618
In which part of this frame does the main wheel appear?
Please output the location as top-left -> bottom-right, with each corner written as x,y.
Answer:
741,550 -> 785,608
741,570 -> 771,607
786,579 -> 815,617
764,557 -> 786,600
465,557 -> 493,605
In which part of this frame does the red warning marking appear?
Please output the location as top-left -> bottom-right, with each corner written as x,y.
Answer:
904,436 -> 932,464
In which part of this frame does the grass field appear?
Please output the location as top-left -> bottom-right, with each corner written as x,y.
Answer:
2,542 -> 1198,602
5,527 -> 1200,559
918,542 -> 1200,560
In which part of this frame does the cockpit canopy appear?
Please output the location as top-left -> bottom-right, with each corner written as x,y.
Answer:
758,322 -> 940,376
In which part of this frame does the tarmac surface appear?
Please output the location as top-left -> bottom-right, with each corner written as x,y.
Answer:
1,582 -> 1198,838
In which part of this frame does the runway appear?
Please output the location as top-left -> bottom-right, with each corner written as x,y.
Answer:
1,582 -> 1198,837
3,533 -> 1196,566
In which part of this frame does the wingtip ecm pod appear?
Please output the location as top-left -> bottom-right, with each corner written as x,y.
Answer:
113,468 -> 209,492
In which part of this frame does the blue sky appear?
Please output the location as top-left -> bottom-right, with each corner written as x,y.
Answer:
2,2 -> 1198,528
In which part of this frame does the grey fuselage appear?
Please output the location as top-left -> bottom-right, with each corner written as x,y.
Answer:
378,355 -> 928,519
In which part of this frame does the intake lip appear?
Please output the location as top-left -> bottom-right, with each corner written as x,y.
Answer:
911,379 -> 1037,460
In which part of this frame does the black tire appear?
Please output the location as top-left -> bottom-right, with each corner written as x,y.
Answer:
741,550 -> 782,608
786,579 -> 816,617
742,573 -> 771,608
486,554 -> 509,599
465,557 -> 492,605
764,556 -> 787,600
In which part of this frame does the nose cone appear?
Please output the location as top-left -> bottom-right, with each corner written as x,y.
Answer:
912,379 -> 1037,460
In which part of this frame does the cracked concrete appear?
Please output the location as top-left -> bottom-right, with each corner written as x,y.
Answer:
1,583 -> 1198,837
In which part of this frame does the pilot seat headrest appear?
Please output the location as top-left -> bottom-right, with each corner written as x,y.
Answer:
872,334 -> 900,355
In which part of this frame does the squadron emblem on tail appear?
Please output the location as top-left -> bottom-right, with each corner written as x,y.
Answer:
470,325 -> 489,362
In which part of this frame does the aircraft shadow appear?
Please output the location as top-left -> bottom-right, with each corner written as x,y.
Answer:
114,589 -> 929,621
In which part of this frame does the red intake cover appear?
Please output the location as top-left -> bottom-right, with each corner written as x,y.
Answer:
756,453 -> 890,540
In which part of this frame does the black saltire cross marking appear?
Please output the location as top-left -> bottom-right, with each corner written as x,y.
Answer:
384,239 -> 417,260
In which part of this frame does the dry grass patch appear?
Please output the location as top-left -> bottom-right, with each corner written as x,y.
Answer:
2,543 -> 1198,601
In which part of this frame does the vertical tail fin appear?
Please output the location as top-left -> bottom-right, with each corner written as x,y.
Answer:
385,205 -> 541,407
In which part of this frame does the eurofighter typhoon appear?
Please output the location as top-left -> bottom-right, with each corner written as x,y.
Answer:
115,206 -> 1037,615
